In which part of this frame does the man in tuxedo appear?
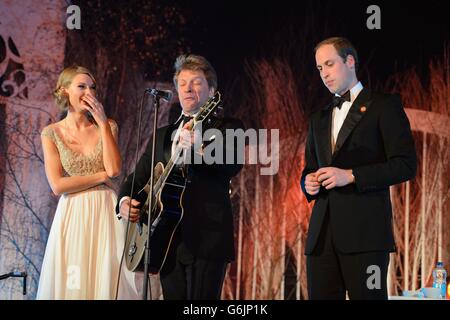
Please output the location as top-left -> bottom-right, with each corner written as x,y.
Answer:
117,54 -> 243,299
300,37 -> 417,299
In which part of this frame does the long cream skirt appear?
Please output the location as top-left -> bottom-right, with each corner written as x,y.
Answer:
36,185 -> 137,300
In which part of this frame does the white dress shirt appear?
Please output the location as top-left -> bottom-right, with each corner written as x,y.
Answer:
331,82 -> 363,153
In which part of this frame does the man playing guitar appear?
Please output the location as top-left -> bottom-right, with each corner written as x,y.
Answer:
116,54 -> 243,300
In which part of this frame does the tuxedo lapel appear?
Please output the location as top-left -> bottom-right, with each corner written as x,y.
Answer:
151,125 -> 169,164
161,124 -> 176,163
318,106 -> 333,166
332,88 -> 372,158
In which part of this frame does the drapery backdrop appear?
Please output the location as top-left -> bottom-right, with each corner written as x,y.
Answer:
0,0 -> 448,299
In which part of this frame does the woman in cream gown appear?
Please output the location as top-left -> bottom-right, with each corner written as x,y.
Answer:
36,66 -> 137,300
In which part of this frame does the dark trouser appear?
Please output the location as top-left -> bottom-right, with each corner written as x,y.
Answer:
160,240 -> 227,300
306,212 -> 389,300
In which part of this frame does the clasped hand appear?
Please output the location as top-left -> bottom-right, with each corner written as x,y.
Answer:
304,167 -> 354,195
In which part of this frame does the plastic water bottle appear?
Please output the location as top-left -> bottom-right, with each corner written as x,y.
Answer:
447,283 -> 450,300
432,262 -> 447,299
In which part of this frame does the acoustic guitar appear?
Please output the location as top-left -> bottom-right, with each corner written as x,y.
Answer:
124,91 -> 222,273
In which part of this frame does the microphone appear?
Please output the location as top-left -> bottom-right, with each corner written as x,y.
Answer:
146,88 -> 173,102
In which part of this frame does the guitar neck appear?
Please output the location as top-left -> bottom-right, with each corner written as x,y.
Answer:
152,91 -> 222,197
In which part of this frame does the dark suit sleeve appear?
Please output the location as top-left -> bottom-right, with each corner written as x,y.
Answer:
352,95 -> 417,192
300,119 -> 320,202
190,118 -> 244,178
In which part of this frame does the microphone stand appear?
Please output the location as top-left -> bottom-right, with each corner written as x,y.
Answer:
0,272 -> 27,295
142,95 -> 160,300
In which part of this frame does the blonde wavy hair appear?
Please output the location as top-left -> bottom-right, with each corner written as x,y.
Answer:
54,65 -> 97,111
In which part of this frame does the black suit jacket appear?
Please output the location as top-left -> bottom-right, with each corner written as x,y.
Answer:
300,88 -> 417,254
117,116 -> 243,262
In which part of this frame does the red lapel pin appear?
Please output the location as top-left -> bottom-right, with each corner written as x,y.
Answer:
360,106 -> 367,113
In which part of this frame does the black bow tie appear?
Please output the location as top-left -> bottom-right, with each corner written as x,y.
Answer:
182,115 -> 193,125
332,91 -> 351,109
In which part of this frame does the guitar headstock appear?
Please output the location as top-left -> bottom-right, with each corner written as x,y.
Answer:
193,91 -> 222,126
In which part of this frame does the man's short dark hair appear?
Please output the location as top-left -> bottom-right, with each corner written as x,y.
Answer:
315,37 -> 359,71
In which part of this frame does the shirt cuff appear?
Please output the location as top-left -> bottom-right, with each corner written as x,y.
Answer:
117,196 -> 131,220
